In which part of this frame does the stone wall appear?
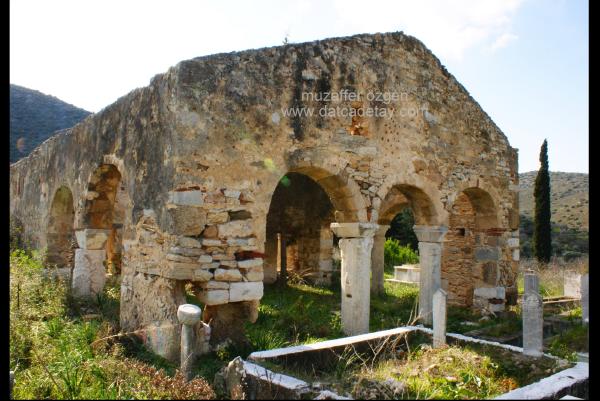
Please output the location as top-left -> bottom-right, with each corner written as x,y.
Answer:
10,31 -> 519,358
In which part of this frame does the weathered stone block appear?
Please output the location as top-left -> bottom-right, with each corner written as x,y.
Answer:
219,260 -> 238,268
196,280 -> 230,290
244,269 -> 264,282
193,269 -> 213,282
224,189 -> 241,199
196,289 -> 229,305
202,239 -> 225,247
218,220 -> 254,238
166,253 -> 197,263
168,206 -> 207,236
198,254 -> 213,263
507,238 -> 519,248
207,211 -> 229,224
177,237 -> 203,248
168,190 -> 204,206
72,249 -> 106,297
474,247 -> 500,261
473,286 -> 505,299
229,282 -> 263,302
237,258 -> 263,269
163,262 -> 197,280
215,268 -> 242,282
75,229 -> 110,250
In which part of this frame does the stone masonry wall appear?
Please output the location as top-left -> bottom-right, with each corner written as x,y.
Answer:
10,31 -> 519,356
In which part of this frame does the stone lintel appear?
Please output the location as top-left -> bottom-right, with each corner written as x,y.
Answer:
412,225 -> 448,243
330,222 -> 379,238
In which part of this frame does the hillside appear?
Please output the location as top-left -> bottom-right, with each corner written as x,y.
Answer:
519,171 -> 589,230
518,171 -> 588,259
10,84 -> 91,163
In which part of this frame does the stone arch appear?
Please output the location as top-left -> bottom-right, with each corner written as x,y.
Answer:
378,184 -> 438,226
288,165 -> 367,223
46,186 -> 75,269
72,163 -> 127,298
263,171 -> 338,285
460,187 -> 499,230
442,186 -> 501,307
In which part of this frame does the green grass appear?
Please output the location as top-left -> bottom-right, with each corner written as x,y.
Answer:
547,324 -> 588,361
10,249 -> 215,400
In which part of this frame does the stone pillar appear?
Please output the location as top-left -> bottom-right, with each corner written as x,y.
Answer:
277,233 -> 287,285
331,222 -> 378,336
433,288 -> 447,348
413,225 -> 448,326
524,271 -> 539,295
522,272 -> 543,357
581,273 -> 589,325
72,228 -> 110,297
370,225 -> 389,296
177,304 -> 202,381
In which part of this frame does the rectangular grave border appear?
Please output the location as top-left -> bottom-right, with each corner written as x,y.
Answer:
236,325 -> 588,400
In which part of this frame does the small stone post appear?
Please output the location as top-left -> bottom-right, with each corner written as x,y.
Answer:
522,273 -> 543,357
433,289 -> 447,348
10,370 -> 14,399
581,273 -> 589,325
370,225 -> 389,296
277,233 -> 287,286
413,225 -> 448,326
177,304 -> 202,381
523,271 -> 539,295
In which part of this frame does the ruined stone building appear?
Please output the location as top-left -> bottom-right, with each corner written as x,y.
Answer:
9,32 -> 520,361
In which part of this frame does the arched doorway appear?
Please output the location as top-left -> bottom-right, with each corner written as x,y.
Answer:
264,172 -> 336,285
46,186 -> 75,270
443,187 -> 499,307
73,164 -> 126,297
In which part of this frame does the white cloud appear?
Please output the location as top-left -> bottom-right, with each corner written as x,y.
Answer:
490,32 -> 519,51
10,0 -> 525,111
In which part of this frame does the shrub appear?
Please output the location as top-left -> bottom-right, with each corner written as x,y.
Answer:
384,238 -> 419,271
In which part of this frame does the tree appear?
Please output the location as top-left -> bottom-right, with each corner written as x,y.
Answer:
387,208 -> 419,251
533,139 -> 552,263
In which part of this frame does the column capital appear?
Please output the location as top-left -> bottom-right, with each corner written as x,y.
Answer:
374,224 -> 390,237
330,222 -> 379,238
413,225 -> 448,243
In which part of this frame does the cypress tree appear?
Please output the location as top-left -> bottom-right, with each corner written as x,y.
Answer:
533,139 -> 552,263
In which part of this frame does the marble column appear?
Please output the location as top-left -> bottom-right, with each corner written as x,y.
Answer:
72,228 -> 111,297
370,225 -> 390,296
177,304 -> 202,381
331,222 -> 378,336
413,225 -> 448,326
433,288 -> 447,348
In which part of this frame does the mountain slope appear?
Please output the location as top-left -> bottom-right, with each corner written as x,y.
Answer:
10,84 -> 91,163
519,171 -> 589,231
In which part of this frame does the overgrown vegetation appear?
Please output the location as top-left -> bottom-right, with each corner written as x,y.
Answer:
384,238 -> 419,271
260,331 -> 564,400
10,249 -> 215,400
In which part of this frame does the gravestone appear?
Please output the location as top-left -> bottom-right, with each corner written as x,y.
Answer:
581,273 -> 588,325
433,289 -> 447,348
522,290 -> 543,357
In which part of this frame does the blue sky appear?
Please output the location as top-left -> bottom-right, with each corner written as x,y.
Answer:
10,0 -> 588,173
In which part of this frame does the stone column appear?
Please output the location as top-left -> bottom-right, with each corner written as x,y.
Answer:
277,233 -> 287,285
413,225 -> 448,326
581,273 -> 589,325
524,271 -> 539,295
331,222 -> 378,336
72,228 -> 111,297
522,272 -> 543,357
177,304 -> 202,381
370,225 -> 389,296
433,288 -> 447,348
